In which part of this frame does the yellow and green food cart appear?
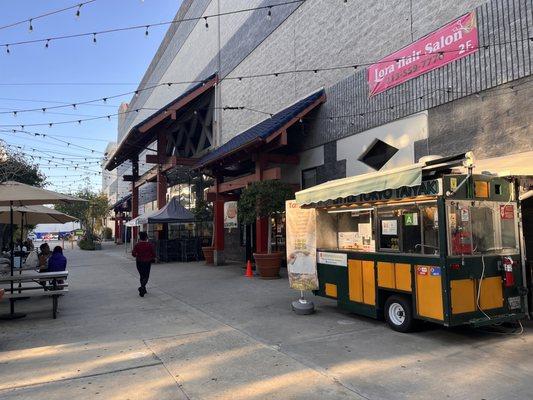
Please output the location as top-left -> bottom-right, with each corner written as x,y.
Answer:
294,154 -> 527,332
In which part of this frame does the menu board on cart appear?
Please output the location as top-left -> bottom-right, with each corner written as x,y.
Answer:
285,200 -> 318,291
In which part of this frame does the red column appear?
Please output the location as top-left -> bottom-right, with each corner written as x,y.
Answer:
157,171 -> 167,209
255,216 -> 269,254
157,131 -> 168,210
213,199 -> 224,251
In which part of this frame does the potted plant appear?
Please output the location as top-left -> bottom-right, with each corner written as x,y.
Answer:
238,180 -> 294,278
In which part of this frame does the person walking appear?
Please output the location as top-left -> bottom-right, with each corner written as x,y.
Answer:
131,232 -> 155,297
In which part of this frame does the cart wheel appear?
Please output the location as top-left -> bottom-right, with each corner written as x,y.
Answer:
384,295 -> 415,332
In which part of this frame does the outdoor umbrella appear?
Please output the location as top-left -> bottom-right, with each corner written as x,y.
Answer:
0,205 -> 77,225
0,181 -> 84,319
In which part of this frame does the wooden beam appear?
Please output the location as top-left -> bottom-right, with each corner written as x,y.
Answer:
138,76 -> 218,134
217,167 -> 281,193
146,155 -> 198,167
134,167 -> 158,189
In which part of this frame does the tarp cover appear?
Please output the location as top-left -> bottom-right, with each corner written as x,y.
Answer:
295,164 -> 423,206
147,197 -> 194,223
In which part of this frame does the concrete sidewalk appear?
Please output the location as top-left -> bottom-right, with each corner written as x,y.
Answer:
1,242 -> 532,399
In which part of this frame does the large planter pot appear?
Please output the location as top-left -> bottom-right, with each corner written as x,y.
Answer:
202,246 -> 215,265
253,252 -> 283,279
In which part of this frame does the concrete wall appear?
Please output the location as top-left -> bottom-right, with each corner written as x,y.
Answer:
116,0 -> 531,172
424,75 -> 533,159
337,112 -> 428,177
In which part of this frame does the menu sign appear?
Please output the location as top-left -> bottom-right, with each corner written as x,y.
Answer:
368,12 -> 478,96
285,200 -> 318,291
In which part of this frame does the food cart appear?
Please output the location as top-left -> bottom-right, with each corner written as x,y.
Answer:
293,154 -> 527,332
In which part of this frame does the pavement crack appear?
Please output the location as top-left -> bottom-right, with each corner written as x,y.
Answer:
142,338 -> 191,400
0,361 -> 163,394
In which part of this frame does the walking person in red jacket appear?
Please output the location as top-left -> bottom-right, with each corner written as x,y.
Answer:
132,232 -> 156,297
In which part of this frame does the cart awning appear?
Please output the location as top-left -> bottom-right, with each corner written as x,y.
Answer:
295,163 -> 423,206
473,151 -> 533,177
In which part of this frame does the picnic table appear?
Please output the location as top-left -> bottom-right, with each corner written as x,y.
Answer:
0,271 -> 68,319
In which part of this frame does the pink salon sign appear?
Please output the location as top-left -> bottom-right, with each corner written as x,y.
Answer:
368,12 -> 478,96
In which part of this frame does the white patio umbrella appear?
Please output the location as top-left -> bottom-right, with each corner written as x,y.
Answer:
0,181 -> 84,319
0,205 -> 77,225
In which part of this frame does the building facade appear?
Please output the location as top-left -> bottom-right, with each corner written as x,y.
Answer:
105,0 -> 532,264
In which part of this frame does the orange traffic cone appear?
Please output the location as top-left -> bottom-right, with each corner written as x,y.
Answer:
245,260 -> 253,278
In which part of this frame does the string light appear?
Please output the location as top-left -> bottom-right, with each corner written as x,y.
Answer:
92,33 -> 97,44
0,0 -> 97,32
76,4 -> 82,18
45,39 -> 50,48
0,0 -> 305,51
267,7 -> 272,20
145,26 -> 149,36
28,19 -> 33,32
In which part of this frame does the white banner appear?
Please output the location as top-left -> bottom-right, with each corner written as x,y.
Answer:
224,201 -> 238,229
285,200 -> 318,291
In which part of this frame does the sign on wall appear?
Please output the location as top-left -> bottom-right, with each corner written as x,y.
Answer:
286,200 -> 318,291
224,201 -> 238,229
368,11 -> 478,96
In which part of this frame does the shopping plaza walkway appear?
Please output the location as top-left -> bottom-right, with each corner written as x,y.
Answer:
1,243 -> 533,400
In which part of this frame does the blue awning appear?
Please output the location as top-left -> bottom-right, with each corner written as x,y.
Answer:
196,88 -> 326,168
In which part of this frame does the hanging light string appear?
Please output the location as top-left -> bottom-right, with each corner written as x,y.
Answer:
4,143 -> 102,167
4,144 -> 102,172
1,58 -> 530,131
0,34 -> 530,116
0,128 -> 104,153
0,0 -> 97,31
0,0 -> 305,50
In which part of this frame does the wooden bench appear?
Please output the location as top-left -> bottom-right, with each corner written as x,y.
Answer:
0,271 -> 69,319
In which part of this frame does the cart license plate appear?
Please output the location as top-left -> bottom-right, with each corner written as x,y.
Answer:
508,296 -> 521,310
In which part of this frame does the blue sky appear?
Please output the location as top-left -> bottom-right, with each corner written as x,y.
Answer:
0,0 -> 182,192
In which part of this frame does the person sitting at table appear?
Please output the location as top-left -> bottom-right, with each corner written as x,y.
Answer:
38,243 -> 51,272
48,246 -> 67,272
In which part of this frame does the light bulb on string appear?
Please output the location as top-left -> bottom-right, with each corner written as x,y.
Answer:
267,7 -> 272,20
93,33 -> 97,44
76,4 -> 82,18
145,26 -> 149,36
5,45 -> 10,54
45,39 -> 50,48
29,19 -> 33,32
204,17 -> 209,29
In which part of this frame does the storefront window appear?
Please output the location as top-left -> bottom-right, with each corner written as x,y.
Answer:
447,201 -> 519,255
377,202 -> 439,254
